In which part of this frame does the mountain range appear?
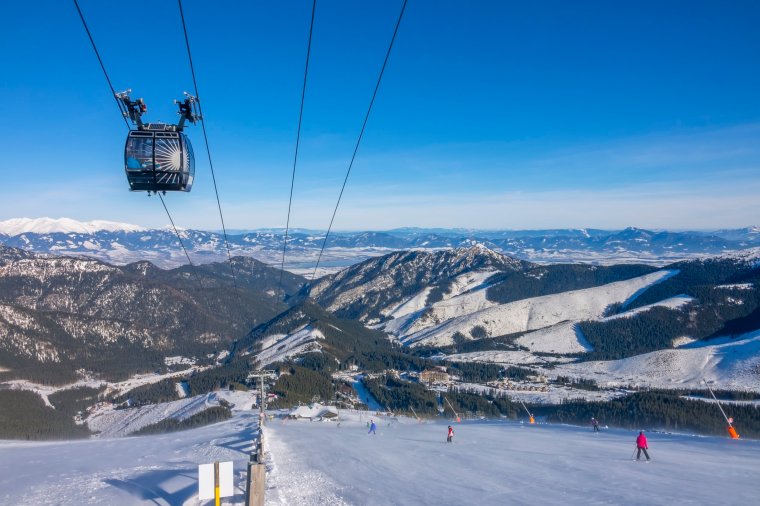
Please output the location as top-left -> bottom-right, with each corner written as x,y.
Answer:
2,224 -> 760,406
2,217 -> 760,271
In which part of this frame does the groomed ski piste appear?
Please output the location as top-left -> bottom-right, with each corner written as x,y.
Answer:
1,396 -> 758,505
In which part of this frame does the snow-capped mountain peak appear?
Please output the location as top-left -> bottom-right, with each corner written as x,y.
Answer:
0,217 -> 146,236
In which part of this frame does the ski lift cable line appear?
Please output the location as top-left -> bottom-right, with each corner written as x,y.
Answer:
72,0 -> 131,130
177,0 -> 241,295
158,193 -> 205,293
309,0 -> 408,282
278,0 -> 318,302
73,0 -> 203,278
74,1 -> 209,329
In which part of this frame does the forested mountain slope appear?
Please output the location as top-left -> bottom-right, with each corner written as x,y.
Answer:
0,246 -> 305,383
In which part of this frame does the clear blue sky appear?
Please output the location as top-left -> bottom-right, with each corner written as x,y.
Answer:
2,0 -> 759,230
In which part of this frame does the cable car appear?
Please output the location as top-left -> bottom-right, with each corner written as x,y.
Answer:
116,90 -> 200,193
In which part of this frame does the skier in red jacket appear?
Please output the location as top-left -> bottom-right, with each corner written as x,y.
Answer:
636,431 -> 650,461
446,425 -> 454,443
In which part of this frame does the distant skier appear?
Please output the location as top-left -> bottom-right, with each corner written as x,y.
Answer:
368,420 -> 377,435
447,425 -> 454,443
636,431 -> 650,461
591,417 -> 600,432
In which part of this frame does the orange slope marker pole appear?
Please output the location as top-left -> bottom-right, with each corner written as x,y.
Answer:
518,399 -> 535,424
443,396 -> 461,423
703,380 -> 740,439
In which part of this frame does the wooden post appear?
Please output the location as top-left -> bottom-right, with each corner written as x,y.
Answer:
246,462 -> 265,506
214,461 -> 220,506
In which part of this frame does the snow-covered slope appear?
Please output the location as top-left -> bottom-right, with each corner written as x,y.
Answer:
602,295 -> 694,321
252,325 -> 325,367
2,407 -> 759,505
543,330 -> 760,391
399,270 -> 677,347
266,414 -> 759,506
514,321 -> 594,354
0,217 -> 145,236
88,391 -> 229,438
0,391 -> 259,505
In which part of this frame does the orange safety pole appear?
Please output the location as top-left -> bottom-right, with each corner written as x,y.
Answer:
703,380 -> 740,439
443,397 -> 461,422
518,399 -> 535,424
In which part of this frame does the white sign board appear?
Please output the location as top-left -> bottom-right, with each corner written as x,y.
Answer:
198,461 -> 234,500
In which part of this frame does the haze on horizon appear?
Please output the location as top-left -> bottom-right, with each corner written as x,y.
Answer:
1,1 -> 759,231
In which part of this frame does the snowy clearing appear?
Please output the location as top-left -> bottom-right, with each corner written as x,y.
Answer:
87,391 -> 242,438
251,325 -> 325,367
602,295 -> 694,321
399,270 -> 677,347
1,365 -> 210,407
514,321 -> 594,354
446,348 -> 575,366
542,330 -> 760,391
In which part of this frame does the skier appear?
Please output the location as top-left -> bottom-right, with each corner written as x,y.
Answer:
636,431 -> 650,461
446,425 -> 454,443
368,419 -> 377,435
591,417 -> 600,432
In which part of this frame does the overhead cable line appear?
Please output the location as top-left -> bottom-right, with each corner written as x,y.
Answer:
177,0 -> 261,342
73,0 -> 211,344
177,0 -> 241,294
158,193 -> 206,292
278,0 -> 318,301
72,0 -> 131,130
309,0 -> 408,282
73,0 -> 204,292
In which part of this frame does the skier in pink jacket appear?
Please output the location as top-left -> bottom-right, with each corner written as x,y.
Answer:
636,431 -> 650,461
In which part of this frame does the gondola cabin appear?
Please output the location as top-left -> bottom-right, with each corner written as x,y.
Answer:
124,123 -> 195,192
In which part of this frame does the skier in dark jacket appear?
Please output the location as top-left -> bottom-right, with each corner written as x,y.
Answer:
368,420 -> 377,435
591,417 -> 600,432
447,425 -> 454,443
636,431 -> 650,461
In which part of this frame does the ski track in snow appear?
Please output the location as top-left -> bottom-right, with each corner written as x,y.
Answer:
264,413 -> 760,506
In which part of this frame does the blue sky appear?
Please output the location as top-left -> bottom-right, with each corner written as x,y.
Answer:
2,0 -> 759,230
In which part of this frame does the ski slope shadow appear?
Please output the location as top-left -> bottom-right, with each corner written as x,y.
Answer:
213,423 -> 259,455
103,467 -> 196,505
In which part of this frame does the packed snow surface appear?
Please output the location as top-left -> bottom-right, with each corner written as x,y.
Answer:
266,413 -> 759,505
3,407 -> 759,505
